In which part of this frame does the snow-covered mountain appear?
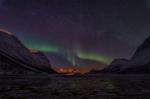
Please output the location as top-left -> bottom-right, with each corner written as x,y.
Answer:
0,29 -> 56,74
129,37 -> 150,66
100,36 -> 150,73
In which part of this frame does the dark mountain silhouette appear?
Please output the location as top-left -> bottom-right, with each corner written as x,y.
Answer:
129,37 -> 150,66
95,37 -> 150,74
121,37 -> 150,73
0,29 -> 56,74
100,59 -> 129,73
30,50 -> 56,73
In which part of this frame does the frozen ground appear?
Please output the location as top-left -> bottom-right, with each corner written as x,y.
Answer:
0,74 -> 150,99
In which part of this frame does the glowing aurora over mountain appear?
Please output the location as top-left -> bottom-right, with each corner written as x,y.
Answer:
25,43 -> 61,53
0,0 -> 149,68
22,39 -> 113,65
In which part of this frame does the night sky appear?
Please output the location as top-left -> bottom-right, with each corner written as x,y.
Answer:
0,0 -> 150,67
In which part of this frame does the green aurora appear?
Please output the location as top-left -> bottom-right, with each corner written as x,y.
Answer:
76,50 -> 113,65
23,41 -> 113,65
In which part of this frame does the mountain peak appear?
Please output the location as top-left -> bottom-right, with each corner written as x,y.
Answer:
141,36 -> 150,49
0,29 -> 12,35
99,36 -> 150,74
131,36 -> 150,59
0,29 -> 56,74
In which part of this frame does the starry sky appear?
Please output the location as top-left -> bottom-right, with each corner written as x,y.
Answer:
0,0 -> 150,67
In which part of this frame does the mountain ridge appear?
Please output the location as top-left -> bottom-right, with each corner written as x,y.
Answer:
93,36 -> 150,74
0,29 -> 56,74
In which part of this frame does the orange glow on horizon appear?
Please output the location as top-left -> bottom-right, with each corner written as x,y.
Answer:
28,48 -> 38,53
53,66 -> 104,75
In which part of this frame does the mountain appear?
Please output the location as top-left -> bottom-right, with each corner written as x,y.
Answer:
99,36 -> 150,73
0,29 -> 56,74
101,59 -> 129,73
30,49 -> 56,73
129,37 -> 150,66
121,37 -> 150,73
